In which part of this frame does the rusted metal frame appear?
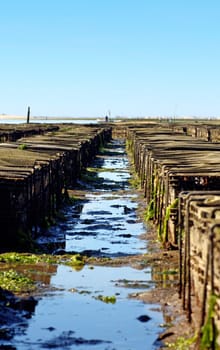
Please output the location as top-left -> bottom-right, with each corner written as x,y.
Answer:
140,147 -> 147,190
137,142 -> 143,177
185,197 -> 201,323
144,150 -> 151,200
139,142 -> 146,178
46,159 -> 53,222
164,169 -> 220,177
149,155 -> 156,206
164,169 -> 220,243
135,141 -> 141,177
153,162 -> 160,222
210,206 -> 220,218
155,167 -> 163,225
157,176 -> 165,236
198,232 -> 211,344
164,169 -> 173,212
25,173 -> 35,233
134,139 -> 140,173
143,147 -> 149,190
146,153 -> 152,202
140,146 -> 147,188
35,159 -> 52,222
179,191 -> 220,323
210,224 -> 217,350
182,194 -> 211,317
161,169 -> 180,242
133,139 -> 138,172
198,222 -> 218,349
33,159 -> 51,229
178,189 -> 220,300
182,194 -> 203,314
32,167 -> 40,236
50,159 -> 58,217
159,164 -> 167,232
183,196 -> 190,316
40,164 -> 47,224
210,224 -> 216,350
55,154 -> 65,210
177,192 -> 187,299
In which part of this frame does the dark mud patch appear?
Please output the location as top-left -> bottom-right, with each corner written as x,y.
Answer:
119,233 -> 198,349
133,287 -> 197,349
41,331 -> 111,349
126,219 -> 137,224
113,278 -> 152,289
117,233 -> 132,238
0,288 -> 38,347
66,231 -> 98,237
85,210 -> 112,216
137,314 -> 151,323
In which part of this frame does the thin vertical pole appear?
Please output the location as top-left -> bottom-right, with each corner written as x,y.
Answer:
27,106 -> 30,124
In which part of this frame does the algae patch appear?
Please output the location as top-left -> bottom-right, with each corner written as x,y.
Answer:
94,295 -> 117,304
0,252 -> 60,265
0,269 -> 36,293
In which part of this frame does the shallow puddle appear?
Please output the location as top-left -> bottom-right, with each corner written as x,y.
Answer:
11,265 -> 163,349
2,140 -> 165,349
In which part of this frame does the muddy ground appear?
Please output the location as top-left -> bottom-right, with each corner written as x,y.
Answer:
67,183 -> 197,349
86,216 -> 198,349
63,186 -> 200,348
0,197 -> 198,350
135,195 -> 199,349
0,140 -> 200,349
0,195 -> 198,349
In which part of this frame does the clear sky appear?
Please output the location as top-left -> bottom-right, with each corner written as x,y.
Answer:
0,0 -> 219,118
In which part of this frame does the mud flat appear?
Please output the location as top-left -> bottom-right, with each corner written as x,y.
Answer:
1,120 -> 220,348
0,138 -> 168,350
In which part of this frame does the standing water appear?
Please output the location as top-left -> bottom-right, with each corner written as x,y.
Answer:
7,140 -> 164,349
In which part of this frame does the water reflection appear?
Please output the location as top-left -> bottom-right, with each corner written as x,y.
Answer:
2,140 -> 165,349
152,266 -> 179,289
11,265 -> 164,350
37,140 -> 147,257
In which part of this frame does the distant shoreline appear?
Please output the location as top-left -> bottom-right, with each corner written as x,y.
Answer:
1,115 -> 219,123
0,115 -> 99,120
0,114 -> 25,119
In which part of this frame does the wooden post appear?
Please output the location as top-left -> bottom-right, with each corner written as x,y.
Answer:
27,106 -> 30,124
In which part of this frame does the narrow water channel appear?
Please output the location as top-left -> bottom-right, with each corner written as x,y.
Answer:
8,140 -> 164,350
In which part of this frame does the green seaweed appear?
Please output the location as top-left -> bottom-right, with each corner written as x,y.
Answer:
145,199 -> 154,221
200,294 -> 220,350
161,269 -> 178,275
129,171 -> 141,189
0,252 -> 59,265
0,269 -> 35,293
18,144 -> 27,150
160,198 -> 179,243
95,295 -> 116,304
165,333 -> 197,349
144,173 -> 162,222
67,254 -> 85,269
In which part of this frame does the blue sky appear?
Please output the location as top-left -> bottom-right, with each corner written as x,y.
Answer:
0,0 -> 219,118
